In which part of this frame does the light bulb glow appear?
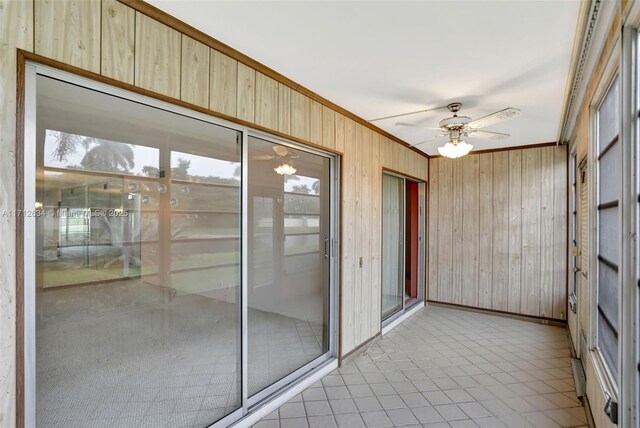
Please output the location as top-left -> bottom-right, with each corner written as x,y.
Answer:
437,140 -> 473,158
274,163 -> 297,175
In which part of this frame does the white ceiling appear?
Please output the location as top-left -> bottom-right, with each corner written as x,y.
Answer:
149,0 -> 582,155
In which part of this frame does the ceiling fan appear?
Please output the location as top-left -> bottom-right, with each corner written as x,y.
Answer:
384,102 -> 521,158
252,145 -> 300,175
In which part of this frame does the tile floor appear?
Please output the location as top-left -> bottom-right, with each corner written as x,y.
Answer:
253,305 -> 588,428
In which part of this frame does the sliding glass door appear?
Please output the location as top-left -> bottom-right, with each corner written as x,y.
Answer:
382,174 -> 405,319
28,67 -> 336,428
381,172 -> 426,322
247,136 -> 331,401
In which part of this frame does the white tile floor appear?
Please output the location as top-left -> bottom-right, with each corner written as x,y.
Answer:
253,305 -> 588,428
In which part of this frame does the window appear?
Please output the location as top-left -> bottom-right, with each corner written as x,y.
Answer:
596,76 -> 620,379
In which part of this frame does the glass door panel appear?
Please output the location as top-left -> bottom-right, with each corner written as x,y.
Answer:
35,75 -> 241,427
382,173 -> 405,320
247,136 -> 331,397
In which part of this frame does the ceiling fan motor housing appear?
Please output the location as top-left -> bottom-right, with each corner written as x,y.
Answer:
439,115 -> 472,129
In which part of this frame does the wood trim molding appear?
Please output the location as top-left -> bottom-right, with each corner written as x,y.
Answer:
427,300 -> 568,325
382,167 -> 427,184
117,0 -> 430,159
428,141 -> 559,159
15,49 -> 26,428
18,50 -> 345,158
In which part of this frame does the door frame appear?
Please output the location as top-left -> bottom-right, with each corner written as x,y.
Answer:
21,61 -> 340,428
380,169 -> 426,327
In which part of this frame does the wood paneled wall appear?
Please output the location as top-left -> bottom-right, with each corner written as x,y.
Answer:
0,1 -> 428,422
428,146 -> 568,320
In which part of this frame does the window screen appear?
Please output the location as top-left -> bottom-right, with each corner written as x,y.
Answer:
596,77 -> 619,379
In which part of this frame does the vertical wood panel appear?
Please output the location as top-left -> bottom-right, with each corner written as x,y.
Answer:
508,150 -> 523,313
478,154 -> 493,309
428,160 -> 439,301
180,36 -> 209,108
437,159 -> 453,302
1,2 -> 33,425
451,159 -> 463,304
358,126 -> 370,340
492,152 -> 510,311
209,49 -> 237,117
134,12 -> 181,98
371,133 -> 382,333
354,125 -> 363,340
321,106 -> 335,150
462,155 -> 479,307
35,0 -> 100,73
553,147 -> 568,319
277,83 -> 291,134
255,72 -> 278,129
521,148 -> 541,316
236,62 -> 255,122
334,113 -> 345,153
291,90 -> 310,141
309,100 -> 322,145
101,0 -> 135,84
342,118 -> 357,350
539,147 -> 555,318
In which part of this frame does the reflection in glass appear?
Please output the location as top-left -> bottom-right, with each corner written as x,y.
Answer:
36,76 -> 241,427
247,137 -> 331,396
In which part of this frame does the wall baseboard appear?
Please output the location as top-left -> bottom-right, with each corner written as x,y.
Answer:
340,333 -> 381,366
427,300 -> 567,327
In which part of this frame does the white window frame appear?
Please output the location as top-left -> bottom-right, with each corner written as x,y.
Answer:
588,40 -> 620,399
621,20 -> 640,428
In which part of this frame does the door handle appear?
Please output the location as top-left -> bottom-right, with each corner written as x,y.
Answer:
324,237 -> 329,259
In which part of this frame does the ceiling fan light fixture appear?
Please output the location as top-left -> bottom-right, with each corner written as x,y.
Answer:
438,140 -> 473,159
274,162 -> 297,176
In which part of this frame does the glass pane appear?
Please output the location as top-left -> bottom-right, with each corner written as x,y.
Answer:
36,75 -> 241,427
598,206 -> 618,265
598,261 -> 619,332
382,174 -> 404,319
598,78 -> 619,153
598,141 -> 619,205
247,137 -> 330,396
597,260 -> 618,378
598,309 -> 618,378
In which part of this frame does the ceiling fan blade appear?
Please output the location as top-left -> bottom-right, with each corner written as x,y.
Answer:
467,130 -> 510,140
272,146 -> 289,156
251,155 -> 275,160
467,107 -> 521,129
368,105 -> 448,122
412,134 -> 447,146
396,122 -> 443,131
